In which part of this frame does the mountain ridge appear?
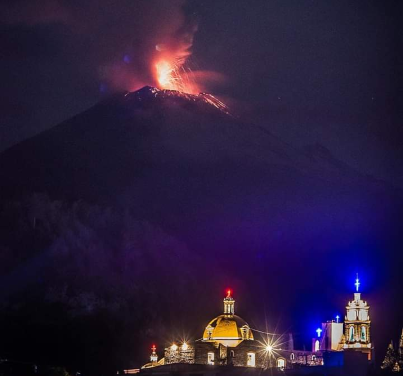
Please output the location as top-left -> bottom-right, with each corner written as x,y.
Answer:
0,86 -> 393,204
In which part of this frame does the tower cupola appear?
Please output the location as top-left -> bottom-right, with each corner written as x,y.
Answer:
224,290 -> 235,315
150,345 -> 158,363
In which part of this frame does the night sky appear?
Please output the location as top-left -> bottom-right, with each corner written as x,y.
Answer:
0,1 -> 403,374
1,0 -> 402,185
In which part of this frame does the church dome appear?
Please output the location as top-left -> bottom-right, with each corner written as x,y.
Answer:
203,314 -> 254,340
202,291 -> 254,347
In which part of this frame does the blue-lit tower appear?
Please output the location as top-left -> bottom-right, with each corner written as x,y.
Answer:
342,274 -> 373,360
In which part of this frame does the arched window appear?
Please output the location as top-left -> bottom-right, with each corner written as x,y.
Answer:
290,353 -> 295,361
349,326 -> 355,342
247,353 -> 255,367
277,358 -> 286,370
205,325 -> 213,340
207,352 -> 214,365
314,340 -> 320,352
241,325 -> 249,340
361,326 -> 366,341
230,350 -> 235,358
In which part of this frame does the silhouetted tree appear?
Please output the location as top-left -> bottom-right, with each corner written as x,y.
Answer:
381,341 -> 397,371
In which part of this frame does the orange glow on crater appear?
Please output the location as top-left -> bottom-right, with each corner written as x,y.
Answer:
154,58 -> 199,94
156,60 -> 176,90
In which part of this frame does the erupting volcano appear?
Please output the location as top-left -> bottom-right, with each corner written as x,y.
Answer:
153,25 -> 200,95
151,42 -> 228,112
155,58 -> 200,94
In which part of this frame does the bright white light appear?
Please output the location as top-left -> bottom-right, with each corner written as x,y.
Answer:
171,344 -> 178,351
355,273 -> 360,292
182,342 -> 188,351
336,315 -> 340,323
265,345 -> 273,353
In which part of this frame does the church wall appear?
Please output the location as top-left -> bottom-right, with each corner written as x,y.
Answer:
193,340 -> 324,369
278,350 -> 323,368
194,342 -> 221,365
229,341 -> 263,368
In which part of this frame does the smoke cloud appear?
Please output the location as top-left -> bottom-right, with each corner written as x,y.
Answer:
1,0 -> 201,92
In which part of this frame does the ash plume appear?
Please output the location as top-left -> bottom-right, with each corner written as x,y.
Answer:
0,0 -> 199,92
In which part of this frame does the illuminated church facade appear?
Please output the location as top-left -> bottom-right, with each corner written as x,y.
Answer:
342,282 -> 372,358
140,276 -> 373,372
311,275 -> 373,363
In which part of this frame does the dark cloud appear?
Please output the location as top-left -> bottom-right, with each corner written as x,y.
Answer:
0,0 -> 69,26
0,0 -> 202,90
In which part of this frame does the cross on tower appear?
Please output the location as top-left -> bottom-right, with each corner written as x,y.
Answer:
316,328 -> 322,337
355,274 -> 360,292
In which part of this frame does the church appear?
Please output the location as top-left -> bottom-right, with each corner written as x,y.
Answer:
139,276 -> 374,374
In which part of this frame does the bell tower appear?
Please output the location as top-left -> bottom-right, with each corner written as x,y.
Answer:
150,344 -> 158,363
223,290 -> 235,316
342,275 -> 372,360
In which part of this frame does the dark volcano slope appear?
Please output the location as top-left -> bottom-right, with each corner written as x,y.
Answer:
0,87 -> 403,368
0,87 -> 401,263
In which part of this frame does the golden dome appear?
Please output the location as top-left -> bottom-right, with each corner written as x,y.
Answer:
203,314 -> 254,341
202,291 -> 253,347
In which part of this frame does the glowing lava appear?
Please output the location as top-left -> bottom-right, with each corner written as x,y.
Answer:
155,60 -> 179,90
155,59 -> 199,94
